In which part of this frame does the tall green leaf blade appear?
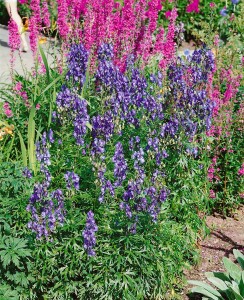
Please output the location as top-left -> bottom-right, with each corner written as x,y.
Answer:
17,130 -> 27,166
5,134 -> 15,162
38,45 -> 50,83
40,74 -> 63,95
223,257 -> 242,282
240,272 -> 244,297
206,272 -> 230,282
191,287 -> 220,300
233,250 -> 244,270
207,277 -> 228,292
28,106 -> 36,173
188,280 -> 223,298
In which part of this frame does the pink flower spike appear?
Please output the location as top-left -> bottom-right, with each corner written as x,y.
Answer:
3,102 -> 10,109
36,103 -> 41,110
209,190 -> 216,199
186,0 -> 200,13
4,108 -> 13,118
210,2 -> 216,8
8,18 -> 21,50
238,164 -> 244,176
165,11 -> 171,19
14,82 -> 22,91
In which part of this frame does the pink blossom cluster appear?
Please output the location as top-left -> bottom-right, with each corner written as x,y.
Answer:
41,0 -> 51,28
55,0 -> 178,70
186,0 -> 200,13
13,82 -> 30,108
56,0 -> 69,40
3,102 -> 13,118
8,18 -> 20,50
221,68 -> 242,104
29,0 -> 42,54
238,163 -> 244,176
207,157 -> 220,182
207,67 -> 242,138
209,189 -> 216,199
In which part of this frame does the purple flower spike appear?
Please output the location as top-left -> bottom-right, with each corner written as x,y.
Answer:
112,142 -> 127,187
48,129 -> 54,143
220,7 -> 228,16
82,211 -> 98,256
64,171 -> 80,190
23,167 -> 32,178
66,44 -> 89,87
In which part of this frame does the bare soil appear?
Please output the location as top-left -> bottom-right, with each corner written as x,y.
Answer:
182,205 -> 244,299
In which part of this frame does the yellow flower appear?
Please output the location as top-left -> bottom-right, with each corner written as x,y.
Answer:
38,37 -> 47,44
3,126 -> 13,135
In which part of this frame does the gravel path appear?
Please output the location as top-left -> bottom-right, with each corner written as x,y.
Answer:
182,206 -> 244,299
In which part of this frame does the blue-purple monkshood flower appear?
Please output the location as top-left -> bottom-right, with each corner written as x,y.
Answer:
151,170 -> 166,184
129,223 -> 137,234
149,71 -> 163,87
231,0 -> 239,5
129,136 -> 140,151
52,189 -> 65,225
186,147 -> 198,158
73,97 -> 89,146
56,85 -> 89,146
48,129 -> 54,143
99,179 -> 114,203
56,85 -> 75,111
96,44 -> 164,124
161,118 -> 179,138
96,164 -> 114,203
112,142 -> 127,187
91,138 -> 106,158
220,7 -> 228,16
167,47 -> 215,135
23,167 -> 32,178
92,111 -> 115,141
119,202 -> 133,218
52,111 -> 57,122
27,187 -> 65,239
40,165 -> 52,186
145,187 -> 169,222
64,171 -> 80,190
66,44 -> 89,88
126,54 -> 135,70
36,136 -> 51,167
132,148 -> 145,165
82,211 -> 98,256
98,43 -> 114,61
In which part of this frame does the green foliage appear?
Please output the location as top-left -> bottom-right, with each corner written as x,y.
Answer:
189,249 -> 244,300
29,216 -> 199,299
0,218 -> 33,299
0,162 -> 32,199
160,0 -> 244,44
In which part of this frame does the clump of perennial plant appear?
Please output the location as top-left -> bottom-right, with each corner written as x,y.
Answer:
27,42 -> 216,255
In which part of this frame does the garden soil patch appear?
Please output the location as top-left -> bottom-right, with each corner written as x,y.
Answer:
182,205 -> 244,299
